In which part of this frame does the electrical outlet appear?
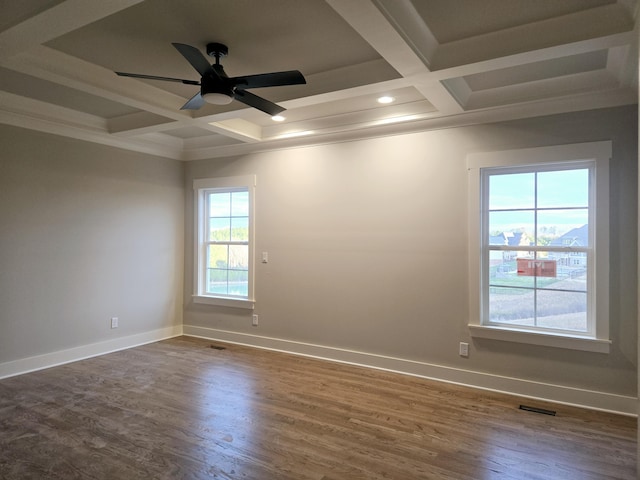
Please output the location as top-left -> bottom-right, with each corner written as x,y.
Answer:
252,314 -> 259,326
111,317 -> 119,329
459,342 -> 469,357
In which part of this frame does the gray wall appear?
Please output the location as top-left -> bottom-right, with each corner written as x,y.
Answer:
0,106 -> 635,400
0,126 -> 184,363
184,106 -> 638,398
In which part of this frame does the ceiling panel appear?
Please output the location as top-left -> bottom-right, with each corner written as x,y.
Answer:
45,0 -> 391,96
463,50 -> 610,91
0,0 -> 65,31
413,0 -> 616,44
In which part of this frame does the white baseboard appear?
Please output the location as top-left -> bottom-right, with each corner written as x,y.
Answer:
183,325 -> 637,417
0,325 -> 183,380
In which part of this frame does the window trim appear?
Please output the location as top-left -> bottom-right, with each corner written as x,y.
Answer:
467,141 -> 611,353
193,175 -> 256,310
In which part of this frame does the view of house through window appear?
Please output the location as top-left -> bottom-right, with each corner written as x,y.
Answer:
484,165 -> 591,333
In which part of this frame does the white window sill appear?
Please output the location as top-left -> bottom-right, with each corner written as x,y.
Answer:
469,325 -> 610,353
192,295 -> 255,310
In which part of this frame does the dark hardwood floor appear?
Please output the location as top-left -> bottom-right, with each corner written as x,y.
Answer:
0,336 -> 636,479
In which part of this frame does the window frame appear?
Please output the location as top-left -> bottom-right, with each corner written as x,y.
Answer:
467,142 -> 611,353
193,175 -> 256,309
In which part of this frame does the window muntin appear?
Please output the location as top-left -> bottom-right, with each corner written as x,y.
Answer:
193,176 -> 255,309
482,164 -> 593,335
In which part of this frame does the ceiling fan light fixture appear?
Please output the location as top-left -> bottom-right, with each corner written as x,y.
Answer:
271,115 -> 286,122
202,92 -> 233,105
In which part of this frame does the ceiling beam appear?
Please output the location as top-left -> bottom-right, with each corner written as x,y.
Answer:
372,0 -> 439,68
326,0 -> 428,77
325,0 -> 462,115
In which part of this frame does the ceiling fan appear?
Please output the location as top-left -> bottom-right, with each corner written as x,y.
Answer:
115,42 -> 306,116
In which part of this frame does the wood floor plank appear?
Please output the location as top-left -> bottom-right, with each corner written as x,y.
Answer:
0,336 -> 636,479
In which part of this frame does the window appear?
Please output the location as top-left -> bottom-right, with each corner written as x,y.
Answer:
193,175 -> 255,309
467,142 -> 611,353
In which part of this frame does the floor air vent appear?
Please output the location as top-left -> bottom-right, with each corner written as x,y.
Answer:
210,344 -> 227,350
519,404 -> 556,416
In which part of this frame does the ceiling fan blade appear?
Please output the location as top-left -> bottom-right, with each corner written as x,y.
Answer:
233,70 -> 306,90
233,90 -> 285,116
180,92 -> 205,110
115,71 -> 200,85
172,43 -> 214,77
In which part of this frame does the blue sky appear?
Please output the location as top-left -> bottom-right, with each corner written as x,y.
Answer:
489,168 -> 589,236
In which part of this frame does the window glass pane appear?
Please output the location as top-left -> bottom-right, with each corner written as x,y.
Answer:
209,217 -> 230,242
543,250 -> 587,292
513,252 -> 557,280
537,210 -> 588,244
228,244 -> 248,270
209,192 -> 231,217
231,191 -> 249,216
488,250 -> 535,289
488,211 -> 534,245
208,245 -> 228,268
205,244 -> 249,297
489,173 -> 534,209
537,169 -> 588,208
231,217 -> 249,241
207,268 -> 228,295
488,286 -> 534,326
536,290 -> 587,332
228,270 -> 248,296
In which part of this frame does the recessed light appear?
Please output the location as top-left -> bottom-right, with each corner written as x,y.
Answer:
271,115 -> 286,122
377,96 -> 395,104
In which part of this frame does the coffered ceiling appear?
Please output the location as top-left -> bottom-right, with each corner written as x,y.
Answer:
0,0 -> 637,160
